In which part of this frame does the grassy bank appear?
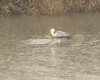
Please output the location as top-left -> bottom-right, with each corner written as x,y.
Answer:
0,0 -> 100,16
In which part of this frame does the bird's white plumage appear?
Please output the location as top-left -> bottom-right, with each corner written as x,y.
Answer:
50,28 -> 56,36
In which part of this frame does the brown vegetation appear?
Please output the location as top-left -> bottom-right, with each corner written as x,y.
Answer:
0,0 -> 100,16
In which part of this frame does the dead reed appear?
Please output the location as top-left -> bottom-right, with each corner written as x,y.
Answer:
0,0 -> 100,16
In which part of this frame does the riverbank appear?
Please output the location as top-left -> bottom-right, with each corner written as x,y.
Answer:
0,0 -> 100,16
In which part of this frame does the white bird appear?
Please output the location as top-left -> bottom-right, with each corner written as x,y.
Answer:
49,28 -> 72,40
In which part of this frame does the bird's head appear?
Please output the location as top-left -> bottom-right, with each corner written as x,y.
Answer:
48,28 -> 55,35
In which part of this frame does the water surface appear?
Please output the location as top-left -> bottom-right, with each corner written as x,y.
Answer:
0,13 -> 100,80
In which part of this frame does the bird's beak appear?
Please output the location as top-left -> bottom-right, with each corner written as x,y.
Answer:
48,30 -> 51,35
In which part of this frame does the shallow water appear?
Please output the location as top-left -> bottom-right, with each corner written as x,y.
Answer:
0,13 -> 100,80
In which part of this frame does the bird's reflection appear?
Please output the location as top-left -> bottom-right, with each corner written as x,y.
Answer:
50,47 -> 58,67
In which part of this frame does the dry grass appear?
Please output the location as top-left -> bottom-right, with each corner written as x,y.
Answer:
0,0 -> 100,16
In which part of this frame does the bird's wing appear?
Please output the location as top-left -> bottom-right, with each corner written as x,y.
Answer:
55,31 -> 69,37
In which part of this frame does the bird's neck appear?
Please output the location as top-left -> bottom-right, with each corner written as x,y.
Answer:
51,31 -> 56,36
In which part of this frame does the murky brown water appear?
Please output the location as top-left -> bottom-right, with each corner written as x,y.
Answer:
0,13 -> 100,80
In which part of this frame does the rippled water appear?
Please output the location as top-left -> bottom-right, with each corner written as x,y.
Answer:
0,13 -> 100,80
